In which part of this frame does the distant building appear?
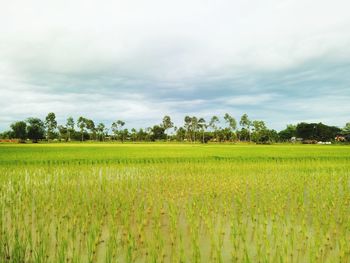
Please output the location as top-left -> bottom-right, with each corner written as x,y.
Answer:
291,137 -> 303,141
335,135 -> 346,142
317,141 -> 332,145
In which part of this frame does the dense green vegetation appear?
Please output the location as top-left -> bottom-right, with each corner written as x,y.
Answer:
1,113 -> 349,143
1,144 -> 350,262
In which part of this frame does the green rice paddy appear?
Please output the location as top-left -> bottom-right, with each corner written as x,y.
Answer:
1,144 -> 350,262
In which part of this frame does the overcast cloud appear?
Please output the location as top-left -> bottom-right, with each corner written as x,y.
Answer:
1,0 -> 350,131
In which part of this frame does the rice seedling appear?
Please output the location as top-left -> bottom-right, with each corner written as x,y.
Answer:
0,144 -> 349,262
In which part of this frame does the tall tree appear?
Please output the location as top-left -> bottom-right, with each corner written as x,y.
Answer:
251,120 -> 267,142
209,116 -> 219,130
58,125 -> 68,142
111,120 -> 125,141
343,122 -> 350,134
0,131 -> 12,140
341,122 -> 350,141
176,127 -> 186,142
130,128 -> 137,142
97,123 -> 106,141
191,116 -> 198,142
162,115 -> 174,141
10,121 -> 27,142
26,118 -> 45,143
296,122 -> 340,141
224,113 -> 237,141
150,125 -> 166,141
45,112 -> 57,141
77,117 -> 87,141
137,128 -> 148,141
145,127 -> 152,141
66,117 -> 75,141
278,124 -> 297,141
209,116 -> 220,142
197,118 -> 207,143
184,116 -> 192,142
120,129 -> 129,142
85,119 -> 96,140
240,114 -> 251,142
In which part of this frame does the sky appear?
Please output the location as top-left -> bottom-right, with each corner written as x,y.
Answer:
1,0 -> 350,131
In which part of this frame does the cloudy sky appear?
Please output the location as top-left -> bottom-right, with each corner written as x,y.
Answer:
1,0 -> 350,131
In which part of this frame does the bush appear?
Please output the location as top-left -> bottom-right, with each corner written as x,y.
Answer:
302,140 -> 318,144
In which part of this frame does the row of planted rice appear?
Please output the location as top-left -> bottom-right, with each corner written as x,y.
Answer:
1,144 -> 350,262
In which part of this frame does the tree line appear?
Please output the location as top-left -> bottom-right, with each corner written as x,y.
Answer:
1,112 -> 349,143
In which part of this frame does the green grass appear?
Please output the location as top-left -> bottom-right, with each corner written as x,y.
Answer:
1,144 -> 350,262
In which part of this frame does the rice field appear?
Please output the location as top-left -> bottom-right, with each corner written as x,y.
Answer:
1,143 -> 350,262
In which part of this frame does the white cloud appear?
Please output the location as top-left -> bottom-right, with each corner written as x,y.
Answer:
222,94 -> 278,106
2,0 -> 350,78
0,0 -> 350,130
